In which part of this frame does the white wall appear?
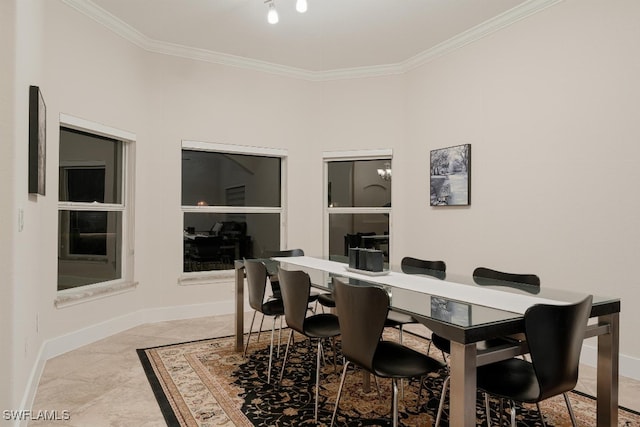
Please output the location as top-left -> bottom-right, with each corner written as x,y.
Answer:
6,0 -> 48,412
5,0 -> 640,413
1,0 -> 17,412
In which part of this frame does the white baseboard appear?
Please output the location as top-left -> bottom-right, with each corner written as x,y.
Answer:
581,342 -> 640,382
18,299 -> 241,427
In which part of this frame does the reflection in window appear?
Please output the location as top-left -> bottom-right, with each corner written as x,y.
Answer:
182,150 -> 280,207
183,212 -> 280,271
58,211 -> 122,290
326,157 -> 391,262
328,160 -> 391,208
64,168 -> 106,202
329,214 -> 390,260
182,146 -> 283,272
69,211 -> 108,255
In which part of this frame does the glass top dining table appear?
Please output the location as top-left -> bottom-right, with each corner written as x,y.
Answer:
233,256 -> 620,427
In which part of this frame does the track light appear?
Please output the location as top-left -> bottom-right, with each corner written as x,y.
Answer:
266,0 -> 278,24
296,0 -> 308,13
266,0 -> 308,24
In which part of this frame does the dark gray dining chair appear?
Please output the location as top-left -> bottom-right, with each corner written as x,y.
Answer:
277,268 -> 341,424
431,266 -> 541,426
385,257 -> 447,343
330,277 -> 445,427
477,295 -> 593,427
431,266 -> 540,357
265,248 -> 320,305
243,259 -> 284,384
401,256 -> 447,279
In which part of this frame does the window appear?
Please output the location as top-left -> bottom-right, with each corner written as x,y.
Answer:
57,116 -> 134,292
182,141 -> 285,273
324,151 -> 392,262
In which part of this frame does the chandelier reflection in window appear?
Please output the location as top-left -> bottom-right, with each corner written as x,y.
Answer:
377,162 -> 392,181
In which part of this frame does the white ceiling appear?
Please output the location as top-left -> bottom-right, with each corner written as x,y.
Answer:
67,0 -> 556,79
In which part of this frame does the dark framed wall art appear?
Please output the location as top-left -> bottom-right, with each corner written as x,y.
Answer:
29,85 -> 46,195
430,143 -> 470,206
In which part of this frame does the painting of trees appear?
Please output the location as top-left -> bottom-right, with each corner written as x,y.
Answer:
430,144 -> 471,206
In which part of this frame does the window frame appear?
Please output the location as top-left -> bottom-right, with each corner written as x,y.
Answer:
323,149 -> 393,259
180,140 -> 287,283
56,114 -> 136,306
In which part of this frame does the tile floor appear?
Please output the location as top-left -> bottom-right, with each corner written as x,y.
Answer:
29,314 -> 640,426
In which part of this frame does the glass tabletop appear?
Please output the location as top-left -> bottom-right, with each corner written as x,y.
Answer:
259,257 -> 619,344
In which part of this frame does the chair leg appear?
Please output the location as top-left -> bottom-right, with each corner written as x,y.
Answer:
510,400 -> 516,427
277,315 -> 283,357
535,402 -> 546,427
278,330 -> 294,385
256,314 -> 265,344
416,377 -> 424,411
563,392 -> 577,427
243,311 -> 257,358
484,392 -> 491,427
398,327 -> 405,400
373,375 -> 382,399
330,361 -> 351,427
391,379 -> 399,427
330,337 -> 337,372
435,375 -> 450,427
267,316 -> 277,384
319,339 -> 327,367
314,339 -> 322,423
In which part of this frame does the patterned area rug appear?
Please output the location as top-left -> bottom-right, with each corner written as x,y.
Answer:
138,331 -> 640,426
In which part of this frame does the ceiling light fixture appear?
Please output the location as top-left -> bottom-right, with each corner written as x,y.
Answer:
266,0 -> 308,24
377,162 -> 392,181
266,0 -> 279,24
296,0 -> 308,13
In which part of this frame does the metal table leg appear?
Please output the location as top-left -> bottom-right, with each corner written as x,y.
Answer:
597,313 -> 619,427
234,261 -> 245,352
449,341 -> 477,427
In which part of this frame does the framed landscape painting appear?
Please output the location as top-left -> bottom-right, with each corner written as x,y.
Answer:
430,144 -> 470,206
29,85 -> 46,195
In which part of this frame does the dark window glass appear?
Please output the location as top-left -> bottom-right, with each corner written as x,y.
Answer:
182,150 -> 281,207
66,168 -> 106,203
328,213 -> 389,262
59,128 -> 122,204
327,160 -> 391,208
183,212 -> 280,272
69,211 -> 108,255
58,211 -> 122,290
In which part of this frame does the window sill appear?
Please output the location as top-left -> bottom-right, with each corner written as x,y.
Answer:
178,269 -> 235,286
55,280 -> 138,308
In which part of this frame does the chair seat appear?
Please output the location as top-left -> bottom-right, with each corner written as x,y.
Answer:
385,310 -> 417,327
477,358 -> 541,403
272,283 -> 319,304
373,341 -> 445,379
309,290 -> 320,303
303,313 -> 340,338
317,293 -> 336,307
261,298 -> 285,316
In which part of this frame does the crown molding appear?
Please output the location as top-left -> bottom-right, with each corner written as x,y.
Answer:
61,0 -> 562,82
402,0 -> 562,72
